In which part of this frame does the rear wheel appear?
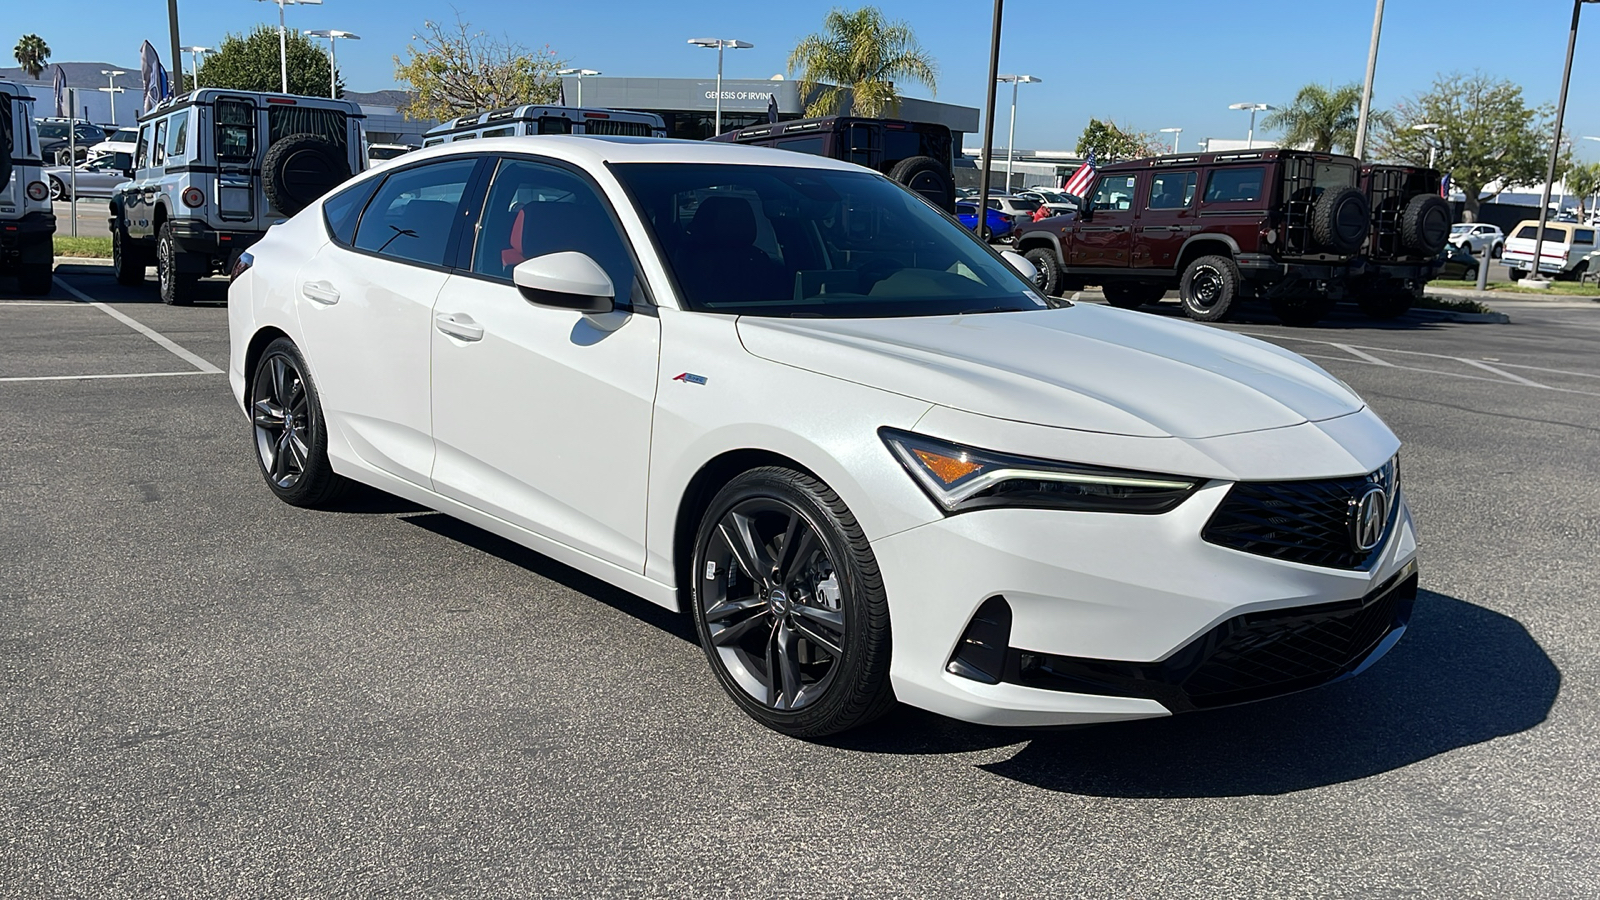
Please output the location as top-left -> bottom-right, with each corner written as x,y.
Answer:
1508,268 -> 1525,282
1178,255 -> 1240,321
156,222 -> 200,305
690,467 -> 894,738
249,338 -> 351,508
1102,282 -> 1167,309
1022,247 -> 1061,295
48,176 -> 66,201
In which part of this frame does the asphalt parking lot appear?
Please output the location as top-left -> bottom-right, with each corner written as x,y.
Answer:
4,263 -> 1600,897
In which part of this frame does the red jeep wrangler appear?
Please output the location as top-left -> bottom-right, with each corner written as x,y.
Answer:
1013,149 -> 1372,325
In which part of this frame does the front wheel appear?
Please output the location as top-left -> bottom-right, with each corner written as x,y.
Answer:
1178,255 -> 1240,321
1022,247 -> 1061,296
249,338 -> 351,508
691,467 -> 894,738
48,177 -> 66,201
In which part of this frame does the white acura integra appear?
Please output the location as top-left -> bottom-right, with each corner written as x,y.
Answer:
228,137 -> 1418,737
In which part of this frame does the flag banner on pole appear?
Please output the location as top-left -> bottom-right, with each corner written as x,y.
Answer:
140,41 -> 171,112
558,80 -> 567,106
767,94 -> 778,124
1439,173 -> 1451,199
1062,149 -> 1098,199
52,66 -> 67,118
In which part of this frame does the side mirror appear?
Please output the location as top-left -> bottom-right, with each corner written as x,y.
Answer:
1074,198 -> 1093,221
512,251 -> 615,314
1001,249 -> 1038,282
122,168 -> 135,180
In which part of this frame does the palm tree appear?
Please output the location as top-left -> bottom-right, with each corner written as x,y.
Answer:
1261,83 -> 1365,154
787,7 -> 937,118
13,34 -> 51,80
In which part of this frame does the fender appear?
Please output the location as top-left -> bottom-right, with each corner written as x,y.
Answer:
1177,232 -> 1242,261
1012,229 -> 1066,261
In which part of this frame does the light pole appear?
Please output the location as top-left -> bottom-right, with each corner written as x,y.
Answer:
1527,0 -> 1598,287
180,46 -> 212,90
557,68 -> 601,107
1228,103 -> 1271,149
1353,0 -> 1387,159
304,29 -> 357,98
254,0 -> 323,94
997,74 -> 1040,190
688,38 -> 753,136
98,70 -> 126,125
1160,127 -> 1182,154
1412,123 -> 1441,168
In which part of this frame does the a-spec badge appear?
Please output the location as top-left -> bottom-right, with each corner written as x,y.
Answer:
672,372 -> 708,385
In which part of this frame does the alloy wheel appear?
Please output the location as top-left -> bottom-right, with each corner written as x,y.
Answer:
251,353 -> 312,489
698,498 -> 847,711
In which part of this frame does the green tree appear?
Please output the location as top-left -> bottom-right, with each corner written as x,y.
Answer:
13,34 -> 50,80
394,16 -> 564,122
1074,118 -> 1161,162
1373,71 -> 1555,221
1565,160 -> 1600,219
187,26 -> 340,97
1260,83 -> 1368,154
788,6 -> 938,118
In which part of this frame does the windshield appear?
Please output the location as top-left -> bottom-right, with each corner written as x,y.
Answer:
613,163 -> 1048,317
370,145 -> 411,160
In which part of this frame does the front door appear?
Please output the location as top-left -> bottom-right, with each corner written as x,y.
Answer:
1134,169 -> 1198,270
429,156 -> 661,572
1070,172 -> 1139,268
294,156 -> 484,486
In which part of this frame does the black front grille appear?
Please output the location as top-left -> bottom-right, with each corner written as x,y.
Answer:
1202,462 -> 1397,570
1005,565 -> 1417,712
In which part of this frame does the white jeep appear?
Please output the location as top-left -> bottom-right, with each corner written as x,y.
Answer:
110,89 -> 365,304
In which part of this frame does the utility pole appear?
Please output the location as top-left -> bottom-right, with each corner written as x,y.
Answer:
977,0 -> 1003,239
1353,0 -> 1386,159
168,0 -> 184,91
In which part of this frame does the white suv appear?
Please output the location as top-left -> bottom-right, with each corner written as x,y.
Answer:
1448,222 -> 1503,257
1,80 -> 55,295
1502,219 -> 1599,280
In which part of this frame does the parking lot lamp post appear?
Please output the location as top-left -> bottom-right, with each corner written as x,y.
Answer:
1228,103 -> 1270,149
180,46 -> 212,90
976,0 -> 1003,239
688,39 -> 753,136
997,74 -> 1040,190
98,70 -> 126,125
1353,0 -> 1386,159
304,30 -> 357,98
1412,123 -> 1440,168
1527,0 -> 1598,288
254,0 -> 323,94
1160,127 -> 1182,154
557,69 -> 601,107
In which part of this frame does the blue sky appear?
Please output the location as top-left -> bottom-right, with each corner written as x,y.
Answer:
11,0 -> 1600,158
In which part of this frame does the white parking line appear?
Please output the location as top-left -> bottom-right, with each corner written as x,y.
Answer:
1459,358 -> 1548,387
53,277 -> 223,375
1331,343 -> 1395,367
0,371 -> 217,383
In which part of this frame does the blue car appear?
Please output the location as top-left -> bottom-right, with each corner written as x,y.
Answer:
955,202 -> 1013,242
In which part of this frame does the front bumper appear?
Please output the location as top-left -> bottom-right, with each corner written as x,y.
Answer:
871,483 -> 1419,727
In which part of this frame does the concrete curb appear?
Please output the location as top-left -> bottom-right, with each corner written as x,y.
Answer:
54,256 -> 113,267
1426,285 -> 1599,304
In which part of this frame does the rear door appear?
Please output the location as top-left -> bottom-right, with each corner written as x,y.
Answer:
1134,168 -> 1197,270
213,96 -> 261,231
1070,172 -> 1139,267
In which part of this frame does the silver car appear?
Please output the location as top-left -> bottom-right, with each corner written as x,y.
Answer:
44,151 -> 133,200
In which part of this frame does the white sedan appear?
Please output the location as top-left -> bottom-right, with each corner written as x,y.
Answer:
228,137 -> 1419,737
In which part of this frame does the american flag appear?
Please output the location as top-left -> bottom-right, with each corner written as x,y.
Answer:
1439,173 -> 1451,199
1063,150 -> 1098,199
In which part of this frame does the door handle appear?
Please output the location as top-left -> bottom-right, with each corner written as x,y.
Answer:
435,313 -> 485,342
301,281 -> 340,305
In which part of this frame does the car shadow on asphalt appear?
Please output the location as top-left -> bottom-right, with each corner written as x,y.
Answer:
1116,298 -> 1459,331
51,264 -> 231,305
398,511 -> 699,645
829,589 -> 1560,797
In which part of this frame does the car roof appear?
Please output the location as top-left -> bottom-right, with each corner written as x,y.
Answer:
391,134 -> 870,174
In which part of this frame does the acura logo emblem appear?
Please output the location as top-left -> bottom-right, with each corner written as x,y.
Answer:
1350,486 -> 1389,552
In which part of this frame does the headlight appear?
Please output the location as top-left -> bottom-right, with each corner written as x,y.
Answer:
880,428 -> 1204,515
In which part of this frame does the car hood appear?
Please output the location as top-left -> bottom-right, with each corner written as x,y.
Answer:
735,305 -> 1365,439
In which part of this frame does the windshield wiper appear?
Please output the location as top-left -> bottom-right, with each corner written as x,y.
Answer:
956,306 -> 1020,315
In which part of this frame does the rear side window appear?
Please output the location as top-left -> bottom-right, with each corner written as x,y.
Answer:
776,136 -> 826,157
1148,171 -> 1197,209
165,111 -> 189,161
1516,225 -> 1569,241
1575,229 -> 1595,245
352,158 -> 478,267
322,175 -> 383,247
1205,167 -> 1265,203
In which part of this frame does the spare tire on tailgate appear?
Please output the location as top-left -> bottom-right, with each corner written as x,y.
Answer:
262,133 -> 351,216
1400,193 -> 1451,254
1310,186 -> 1370,254
888,155 -> 955,213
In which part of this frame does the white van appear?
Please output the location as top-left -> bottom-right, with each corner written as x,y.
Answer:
1,80 -> 55,294
1502,219 -> 1599,280
421,105 -> 666,147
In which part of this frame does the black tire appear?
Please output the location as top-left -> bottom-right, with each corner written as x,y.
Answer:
48,176 -> 66,201
1400,193 -> 1451,254
887,155 -> 955,213
111,220 -> 150,286
262,133 -> 352,216
1178,254 -> 1240,321
16,262 -> 53,295
249,338 -> 352,508
1492,242 -> 1503,259
156,222 -> 200,306
1022,246 -> 1061,295
1508,268 -> 1525,282
1358,291 -> 1413,320
1565,260 -> 1588,282
1310,187 -> 1371,254
1102,281 -> 1167,309
690,467 -> 894,738
1271,293 -> 1333,327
